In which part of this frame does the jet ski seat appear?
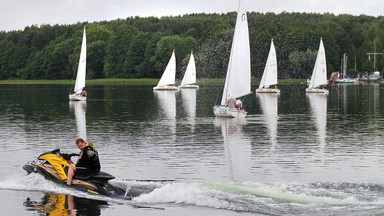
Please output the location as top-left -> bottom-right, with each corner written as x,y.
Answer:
74,171 -> 115,181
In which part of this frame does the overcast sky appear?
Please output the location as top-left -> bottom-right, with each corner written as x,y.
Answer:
1,0 -> 383,32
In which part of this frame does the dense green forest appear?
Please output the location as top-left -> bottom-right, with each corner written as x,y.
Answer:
0,12 -> 383,80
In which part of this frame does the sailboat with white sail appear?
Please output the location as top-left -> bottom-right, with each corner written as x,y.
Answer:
69,27 -> 87,101
153,50 -> 178,91
179,52 -> 199,89
306,38 -> 329,94
213,0 -> 251,118
256,39 -> 280,94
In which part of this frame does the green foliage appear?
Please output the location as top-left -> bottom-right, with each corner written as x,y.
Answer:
349,68 -> 359,77
124,32 -> 154,78
199,28 -> 233,78
0,39 -> 31,79
151,35 -> 197,79
104,25 -> 139,78
40,36 -> 74,79
0,12 -> 382,80
360,17 -> 384,72
289,49 -> 318,78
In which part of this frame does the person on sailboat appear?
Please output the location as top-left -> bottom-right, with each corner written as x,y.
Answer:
227,97 -> 236,109
66,138 -> 100,185
319,85 -> 327,89
235,98 -> 242,110
81,89 -> 87,97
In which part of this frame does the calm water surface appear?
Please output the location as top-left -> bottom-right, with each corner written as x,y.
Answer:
1,83 -> 384,215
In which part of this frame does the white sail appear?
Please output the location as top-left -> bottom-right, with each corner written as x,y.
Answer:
220,0 -> 251,105
258,39 -> 278,89
308,38 -> 327,89
180,52 -> 196,86
156,50 -> 176,87
74,27 -> 87,95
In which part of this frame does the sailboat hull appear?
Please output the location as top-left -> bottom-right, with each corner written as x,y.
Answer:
178,84 -> 199,89
153,86 -> 179,91
213,105 -> 247,118
69,94 -> 87,101
256,88 -> 280,94
335,79 -> 357,84
305,88 -> 329,94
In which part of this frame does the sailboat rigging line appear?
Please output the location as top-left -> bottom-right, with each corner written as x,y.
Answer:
240,91 -> 253,105
214,87 -> 221,106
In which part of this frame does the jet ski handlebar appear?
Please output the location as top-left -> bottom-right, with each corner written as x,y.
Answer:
60,153 -> 79,160
39,149 -> 78,160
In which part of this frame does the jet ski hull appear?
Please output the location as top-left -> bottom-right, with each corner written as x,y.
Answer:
23,149 -> 129,199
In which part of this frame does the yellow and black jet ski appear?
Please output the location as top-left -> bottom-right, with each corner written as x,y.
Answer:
23,149 -> 129,199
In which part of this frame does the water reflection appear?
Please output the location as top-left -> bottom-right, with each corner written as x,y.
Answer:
180,89 -> 197,132
69,101 -> 87,140
257,94 -> 279,150
373,83 -> 380,114
154,91 -> 176,120
154,91 -> 177,136
214,118 -> 251,182
24,193 -> 107,216
306,93 -> 327,155
180,89 -> 196,119
338,84 -> 348,114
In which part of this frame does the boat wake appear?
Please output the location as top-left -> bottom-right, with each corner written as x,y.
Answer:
2,174 -> 384,215
0,173 -> 94,198
132,181 -> 384,215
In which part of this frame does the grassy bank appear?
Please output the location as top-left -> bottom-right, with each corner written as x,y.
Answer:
0,78 -> 306,85
0,80 -> 73,84
194,78 -> 306,85
0,78 -> 159,85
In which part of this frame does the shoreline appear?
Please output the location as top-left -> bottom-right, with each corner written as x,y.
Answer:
0,78 -> 306,85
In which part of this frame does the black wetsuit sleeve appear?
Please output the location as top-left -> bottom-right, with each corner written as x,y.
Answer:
76,147 -> 100,172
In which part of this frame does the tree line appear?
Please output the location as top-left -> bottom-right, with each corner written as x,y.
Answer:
0,12 -> 383,80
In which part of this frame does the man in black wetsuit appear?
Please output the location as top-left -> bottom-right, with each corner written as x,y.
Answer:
66,138 -> 100,185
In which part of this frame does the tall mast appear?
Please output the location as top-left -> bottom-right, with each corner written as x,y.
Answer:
366,40 -> 383,71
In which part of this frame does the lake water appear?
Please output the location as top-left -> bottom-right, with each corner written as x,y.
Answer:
1,83 -> 384,215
